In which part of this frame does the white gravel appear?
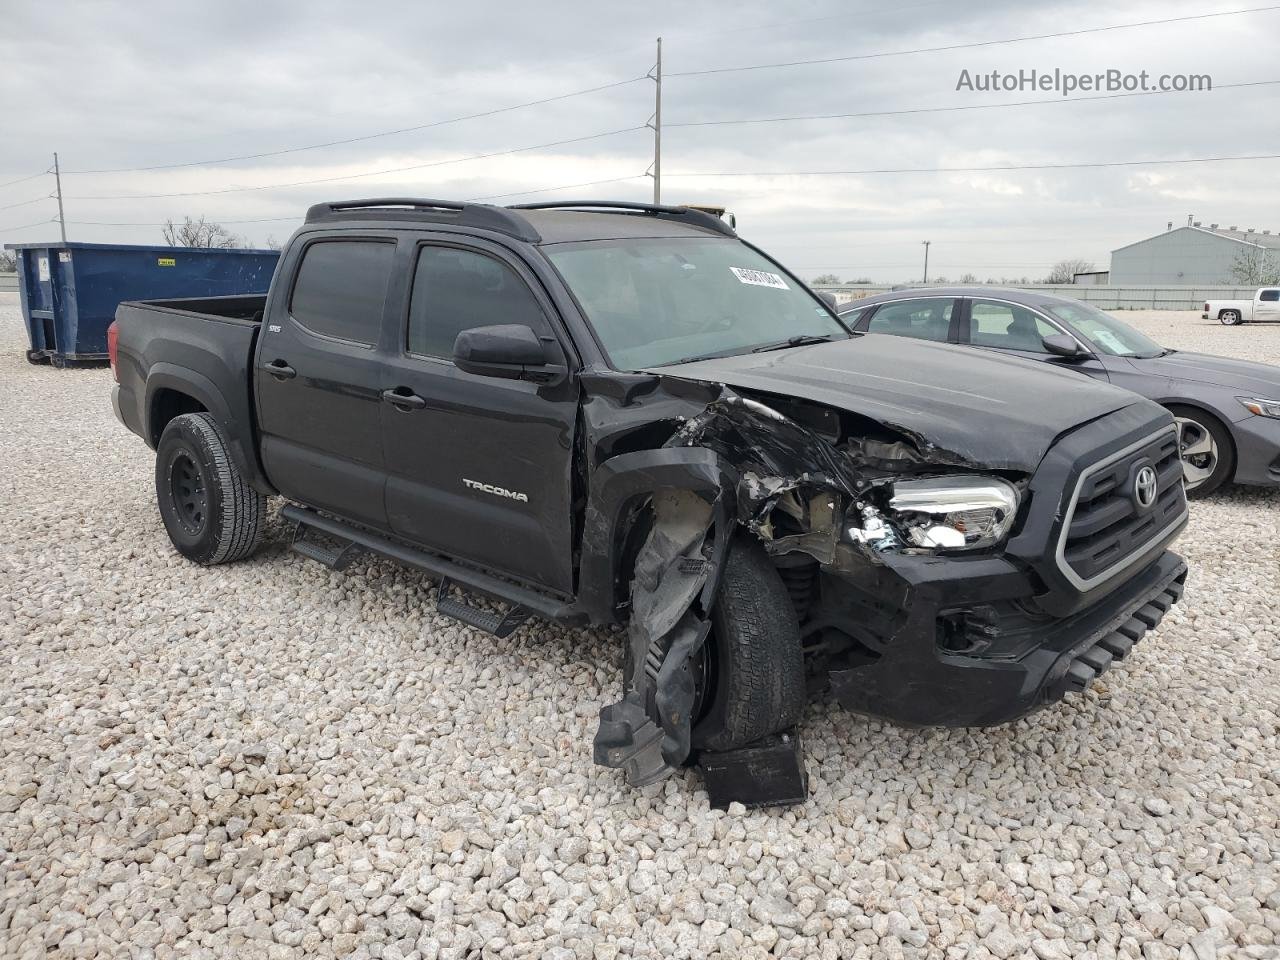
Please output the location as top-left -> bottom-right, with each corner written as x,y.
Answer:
1,294 -> 1277,960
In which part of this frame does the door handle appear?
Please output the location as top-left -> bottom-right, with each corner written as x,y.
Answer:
265,359 -> 296,380
381,387 -> 427,411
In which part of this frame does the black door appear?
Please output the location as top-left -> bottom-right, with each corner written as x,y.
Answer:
379,239 -> 579,594
256,236 -> 397,528
958,297 -> 1111,382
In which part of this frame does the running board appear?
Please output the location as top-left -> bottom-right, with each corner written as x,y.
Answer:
279,504 -> 574,624
291,523 -> 360,571
436,578 -> 532,638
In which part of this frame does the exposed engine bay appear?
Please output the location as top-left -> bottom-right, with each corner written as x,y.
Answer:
592,385 -> 1028,796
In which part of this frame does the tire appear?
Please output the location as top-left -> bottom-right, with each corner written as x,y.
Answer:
155,412 -> 266,564
692,534 -> 806,752
1167,404 -> 1234,498
1220,310 -> 1242,326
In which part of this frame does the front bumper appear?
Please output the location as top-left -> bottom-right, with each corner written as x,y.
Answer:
1227,409 -> 1280,487
821,549 -> 1187,727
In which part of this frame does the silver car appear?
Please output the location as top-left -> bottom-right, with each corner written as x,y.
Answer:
840,287 -> 1280,497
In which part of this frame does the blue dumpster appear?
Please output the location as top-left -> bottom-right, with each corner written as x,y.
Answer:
3,241 -> 280,366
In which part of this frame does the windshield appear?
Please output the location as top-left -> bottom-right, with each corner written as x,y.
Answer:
1044,301 -> 1165,358
543,237 -> 848,369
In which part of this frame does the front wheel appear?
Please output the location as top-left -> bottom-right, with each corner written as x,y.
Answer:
1220,310 -> 1243,326
1168,405 -> 1234,498
155,413 -> 266,564
691,534 -> 806,752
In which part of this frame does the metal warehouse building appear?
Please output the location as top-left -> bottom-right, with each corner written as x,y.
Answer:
1110,221 -> 1280,284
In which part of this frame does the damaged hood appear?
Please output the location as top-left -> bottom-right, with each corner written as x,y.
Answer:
650,336 -> 1143,472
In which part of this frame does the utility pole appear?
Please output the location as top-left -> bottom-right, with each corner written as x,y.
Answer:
921,240 -> 931,284
647,37 -> 662,205
52,152 -> 67,244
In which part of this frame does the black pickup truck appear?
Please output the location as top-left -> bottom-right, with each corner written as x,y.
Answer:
111,198 -> 1188,800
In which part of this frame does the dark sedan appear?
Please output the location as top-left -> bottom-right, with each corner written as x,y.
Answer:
839,287 -> 1280,496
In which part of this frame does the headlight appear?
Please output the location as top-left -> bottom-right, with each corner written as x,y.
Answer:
887,476 -> 1019,550
1238,397 -> 1280,419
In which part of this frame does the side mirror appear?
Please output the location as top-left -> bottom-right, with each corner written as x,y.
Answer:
453,324 -> 567,384
1042,333 -> 1087,360
818,291 -> 838,311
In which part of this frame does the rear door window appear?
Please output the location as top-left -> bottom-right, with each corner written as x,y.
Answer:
865,299 -> 954,341
289,240 -> 395,345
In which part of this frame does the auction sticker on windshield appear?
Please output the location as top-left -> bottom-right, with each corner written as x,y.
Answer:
730,266 -> 789,289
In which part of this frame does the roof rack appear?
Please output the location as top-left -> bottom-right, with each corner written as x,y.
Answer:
305,198 -> 540,242
507,200 -> 737,238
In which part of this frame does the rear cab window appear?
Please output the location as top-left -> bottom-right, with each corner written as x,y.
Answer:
1260,289 -> 1280,302
289,239 -> 395,345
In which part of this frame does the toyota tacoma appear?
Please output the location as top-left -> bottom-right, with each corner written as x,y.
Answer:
109,199 -> 1188,802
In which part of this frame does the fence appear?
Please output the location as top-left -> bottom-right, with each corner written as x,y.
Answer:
813,284 -> 1256,311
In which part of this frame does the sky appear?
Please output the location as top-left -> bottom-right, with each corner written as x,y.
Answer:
2,0 -> 1278,283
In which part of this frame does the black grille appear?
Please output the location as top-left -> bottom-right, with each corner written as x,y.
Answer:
1060,429 -> 1185,586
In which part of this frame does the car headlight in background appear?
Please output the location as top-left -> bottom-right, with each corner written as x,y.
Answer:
887,476 -> 1020,550
1238,397 -> 1280,419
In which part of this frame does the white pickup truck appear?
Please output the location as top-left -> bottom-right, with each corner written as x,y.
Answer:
1203,287 -> 1280,325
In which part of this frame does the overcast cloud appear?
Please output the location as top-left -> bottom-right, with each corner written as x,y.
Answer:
2,0 -> 1277,282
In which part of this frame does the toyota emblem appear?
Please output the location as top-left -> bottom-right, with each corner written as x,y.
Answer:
1133,465 -> 1158,509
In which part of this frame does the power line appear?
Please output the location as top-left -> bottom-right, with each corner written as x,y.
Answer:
666,152 -> 1280,178
467,174 -> 647,202
667,80 -> 1280,128
67,216 -> 304,227
667,0 -> 952,43
68,126 -> 646,200
0,217 -> 53,232
0,195 -> 51,212
0,169 -> 50,191
61,77 -> 648,175
667,6 -> 1280,78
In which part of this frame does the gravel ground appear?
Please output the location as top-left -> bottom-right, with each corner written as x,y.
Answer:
1,295 -> 1277,960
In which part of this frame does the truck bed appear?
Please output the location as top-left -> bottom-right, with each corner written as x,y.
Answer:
120,293 -> 268,323
112,295 -> 269,491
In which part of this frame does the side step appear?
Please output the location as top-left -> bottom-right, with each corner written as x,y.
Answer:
278,505 -> 573,626
436,578 -> 532,638
291,524 -> 360,571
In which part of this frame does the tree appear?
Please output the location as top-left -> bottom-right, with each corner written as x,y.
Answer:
960,273 -> 977,284
162,215 -> 243,249
263,235 -> 284,251
0,251 -> 16,273
810,273 -> 841,285
1046,258 -> 1095,284
1230,245 -> 1280,285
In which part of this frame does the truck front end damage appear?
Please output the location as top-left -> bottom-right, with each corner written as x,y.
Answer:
586,377 -> 1188,802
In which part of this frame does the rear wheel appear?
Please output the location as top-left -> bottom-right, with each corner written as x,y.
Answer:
155,413 -> 266,564
1220,310 -> 1243,326
1167,405 -> 1234,498
691,534 -> 806,752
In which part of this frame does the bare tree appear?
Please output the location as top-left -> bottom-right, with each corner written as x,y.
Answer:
263,235 -> 284,251
810,273 -> 841,285
1230,245 -> 1280,285
162,215 -> 243,249
959,273 -> 977,284
0,251 -> 16,273
1046,258 -> 1095,284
